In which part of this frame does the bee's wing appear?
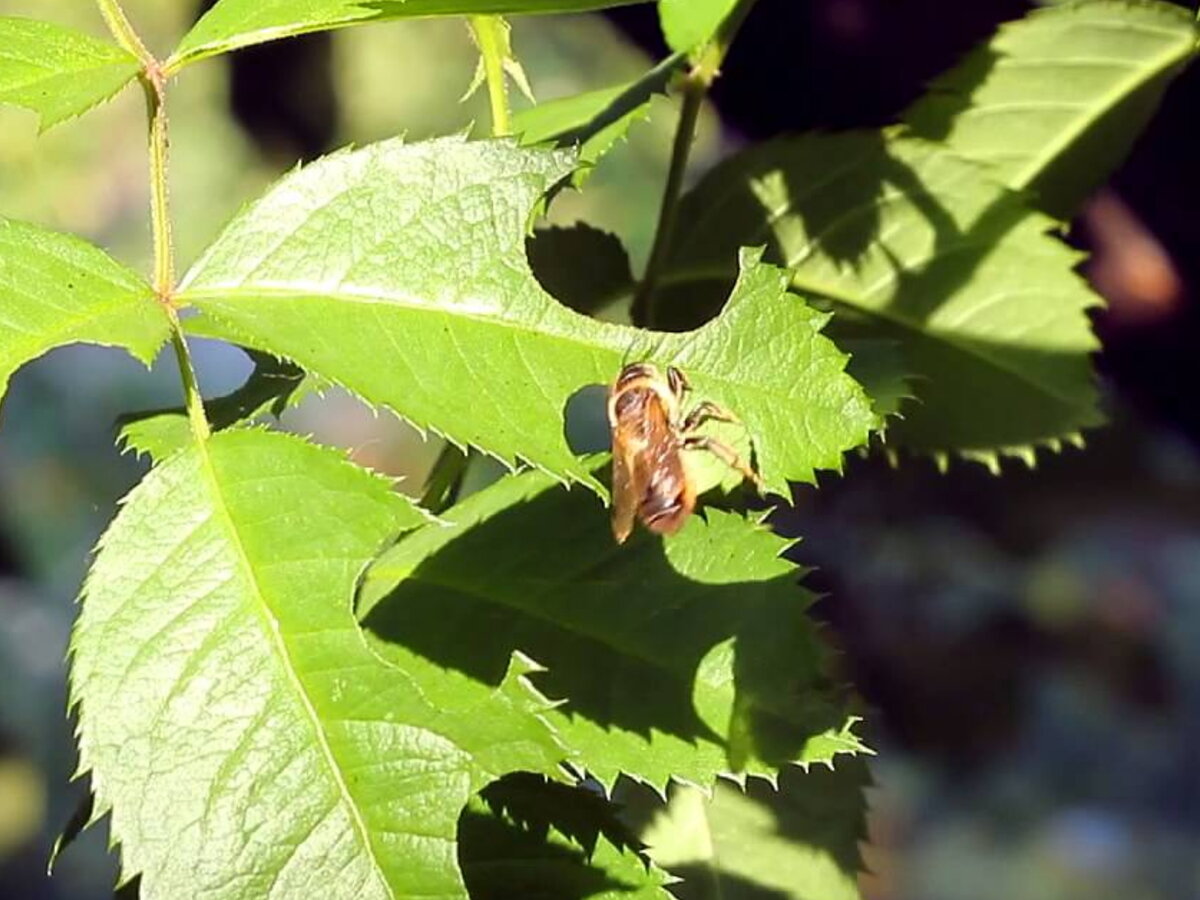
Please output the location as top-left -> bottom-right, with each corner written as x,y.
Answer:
610,438 -> 640,544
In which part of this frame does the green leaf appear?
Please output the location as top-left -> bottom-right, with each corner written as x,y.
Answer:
360,465 -> 867,789
0,17 -> 139,130
118,350 -> 315,461
904,0 -> 1197,218
170,0 -> 650,72
459,773 -> 674,899
180,137 -> 875,496
639,758 -> 870,900
658,0 -> 738,54
70,428 -> 566,899
0,217 -> 166,412
664,131 -> 1104,468
513,52 -> 686,178
527,223 -> 634,315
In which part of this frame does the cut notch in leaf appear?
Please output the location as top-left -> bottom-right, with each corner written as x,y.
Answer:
0,217 -> 167,415
180,136 -> 876,497
71,428 -> 565,899
0,17 -> 139,130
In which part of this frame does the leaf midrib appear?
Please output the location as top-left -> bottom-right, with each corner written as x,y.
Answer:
195,438 -> 395,900
186,284 -> 840,410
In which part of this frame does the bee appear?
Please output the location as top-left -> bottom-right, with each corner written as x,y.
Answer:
607,362 -> 764,544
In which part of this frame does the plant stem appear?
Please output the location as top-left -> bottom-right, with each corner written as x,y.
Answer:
143,72 -> 175,298
96,0 -> 154,66
420,445 -> 469,513
169,312 -> 211,442
469,16 -> 512,137
630,79 -> 704,328
99,0 -> 207,441
631,0 -> 760,328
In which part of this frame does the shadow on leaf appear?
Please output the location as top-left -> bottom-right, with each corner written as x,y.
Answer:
459,772 -> 663,899
360,465 -> 853,775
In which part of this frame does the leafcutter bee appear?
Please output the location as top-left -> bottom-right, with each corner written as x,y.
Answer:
607,362 -> 764,544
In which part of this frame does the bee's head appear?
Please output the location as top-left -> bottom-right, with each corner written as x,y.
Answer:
615,361 -> 661,391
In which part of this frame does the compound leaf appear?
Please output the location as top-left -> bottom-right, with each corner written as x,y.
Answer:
70,428 -> 566,900
664,131 -> 1104,468
0,17 -> 139,130
181,136 -> 875,496
0,217 -> 166,414
640,757 -> 870,900
904,0 -> 1197,218
171,0 -> 648,72
360,465 -> 867,790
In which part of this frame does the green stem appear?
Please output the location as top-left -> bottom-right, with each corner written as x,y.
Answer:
630,79 -> 704,328
100,0 -> 206,441
143,73 -> 175,298
469,16 -> 512,136
631,0 -> 760,328
420,445 -> 469,513
169,313 -> 211,442
96,0 -> 154,66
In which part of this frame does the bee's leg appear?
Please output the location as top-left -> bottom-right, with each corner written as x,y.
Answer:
682,434 -> 765,491
667,366 -> 691,400
682,401 -> 738,433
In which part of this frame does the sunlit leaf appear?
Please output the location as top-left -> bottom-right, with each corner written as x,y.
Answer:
639,758 -> 870,900
0,217 -> 166,414
0,17 -> 139,130
658,0 -> 738,55
71,428 -> 565,899
181,137 -> 875,495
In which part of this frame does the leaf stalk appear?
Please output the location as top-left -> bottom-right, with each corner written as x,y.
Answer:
99,0 -> 208,442
96,0 -> 154,67
632,0 -> 760,328
469,16 -> 513,137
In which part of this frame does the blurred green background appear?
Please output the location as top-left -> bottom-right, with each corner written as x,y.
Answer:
1,1 -> 1198,898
